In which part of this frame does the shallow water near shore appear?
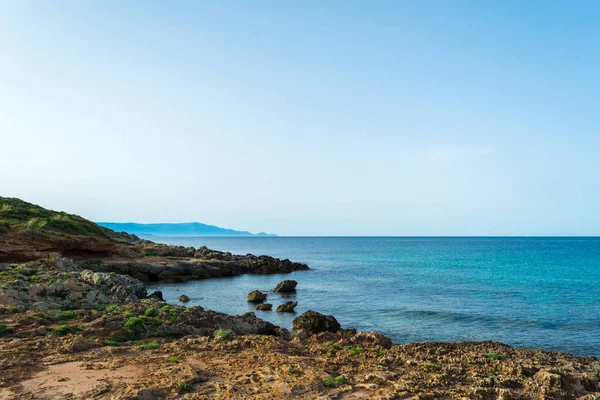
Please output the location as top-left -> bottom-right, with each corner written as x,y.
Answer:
148,237 -> 600,357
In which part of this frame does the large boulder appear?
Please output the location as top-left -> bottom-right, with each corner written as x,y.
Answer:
292,310 -> 340,334
247,290 -> 267,303
276,301 -> 298,313
273,280 -> 297,293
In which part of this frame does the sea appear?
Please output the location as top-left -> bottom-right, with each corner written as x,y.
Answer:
147,236 -> 600,358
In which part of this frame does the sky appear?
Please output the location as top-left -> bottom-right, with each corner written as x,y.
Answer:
1,1 -> 599,236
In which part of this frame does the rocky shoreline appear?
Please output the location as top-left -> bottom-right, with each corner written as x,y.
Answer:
1,251 -> 599,399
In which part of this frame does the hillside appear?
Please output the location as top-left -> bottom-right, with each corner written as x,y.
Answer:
97,222 -> 275,237
0,197 -> 141,262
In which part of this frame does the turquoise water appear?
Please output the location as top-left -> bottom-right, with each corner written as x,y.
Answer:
148,237 -> 600,357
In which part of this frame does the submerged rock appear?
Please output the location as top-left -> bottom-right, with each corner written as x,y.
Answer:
179,294 -> 190,303
256,303 -> 272,311
273,280 -> 297,293
292,310 -> 340,334
247,290 -> 267,303
276,301 -> 298,313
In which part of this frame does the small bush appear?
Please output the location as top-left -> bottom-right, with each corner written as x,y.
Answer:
105,339 -> 119,346
214,329 -> 233,340
334,376 -> 346,385
169,357 -> 179,363
144,308 -> 157,317
137,341 -> 159,350
55,324 -> 81,336
123,311 -> 134,318
484,352 -> 503,360
322,378 -> 335,388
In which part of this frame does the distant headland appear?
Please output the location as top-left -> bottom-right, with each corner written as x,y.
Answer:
96,222 -> 276,237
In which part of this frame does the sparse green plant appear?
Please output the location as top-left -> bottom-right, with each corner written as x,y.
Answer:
94,303 -> 108,311
145,251 -> 158,257
214,329 -> 233,340
423,363 -> 442,372
169,356 -> 179,363
106,304 -> 118,314
105,339 -> 119,346
59,310 -> 77,319
324,341 -> 341,350
0,324 -> 15,336
179,381 -> 193,393
334,376 -> 346,385
123,311 -> 134,318
137,341 -> 159,350
373,377 -> 385,385
322,378 -> 335,388
55,324 -> 81,336
484,352 -> 503,360
346,347 -> 365,355
374,361 -> 386,366
287,366 -> 301,375
109,272 -> 118,278
378,350 -> 386,356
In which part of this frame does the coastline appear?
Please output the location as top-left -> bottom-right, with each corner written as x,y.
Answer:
1,243 -> 599,398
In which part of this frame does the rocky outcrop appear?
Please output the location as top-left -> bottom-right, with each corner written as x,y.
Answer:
276,301 -> 298,313
273,280 -> 297,293
292,310 -> 340,334
179,294 -> 190,303
256,303 -> 272,311
247,290 -> 267,303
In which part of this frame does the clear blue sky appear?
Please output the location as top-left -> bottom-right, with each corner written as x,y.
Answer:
1,1 -> 599,236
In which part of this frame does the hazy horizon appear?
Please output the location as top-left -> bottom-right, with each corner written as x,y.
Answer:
2,1 -> 599,236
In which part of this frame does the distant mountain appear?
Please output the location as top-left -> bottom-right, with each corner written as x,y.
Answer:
96,222 -> 276,237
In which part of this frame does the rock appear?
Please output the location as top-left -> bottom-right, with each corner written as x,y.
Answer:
534,370 -> 562,388
351,331 -> 393,349
146,291 -> 164,301
292,310 -> 340,334
276,301 -> 298,313
247,290 -> 267,303
256,303 -> 272,311
179,294 -> 190,303
273,280 -> 297,293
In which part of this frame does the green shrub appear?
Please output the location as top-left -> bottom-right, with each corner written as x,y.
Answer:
287,366 -> 300,375
145,251 -> 158,257
137,341 -> 159,350
169,357 -> 179,363
123,311 -> 134,318
105,339 -> 119,346
144,308 -> 157,317
334,376 -> 346,385
55,324 -> 81,336
123,317 -> 145,334
484,352 -> 503,360
322,378 -> 335,388
214,329 -> 233,340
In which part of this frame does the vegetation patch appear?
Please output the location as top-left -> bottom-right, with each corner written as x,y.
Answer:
344,346 -> 365,355
322,378 -> 335,388
423,363 -> 442,372
137,341 -> 159,350
104,339 -> 119,346
179,381 -> 194,393
334,376 -> 347,385
214,329 -> 233,340
55,324 -> 82,336
484,352 -> 504,360
0,324 -> 15,336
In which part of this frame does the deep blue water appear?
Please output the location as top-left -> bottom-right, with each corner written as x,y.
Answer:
148,237 -> 600,357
